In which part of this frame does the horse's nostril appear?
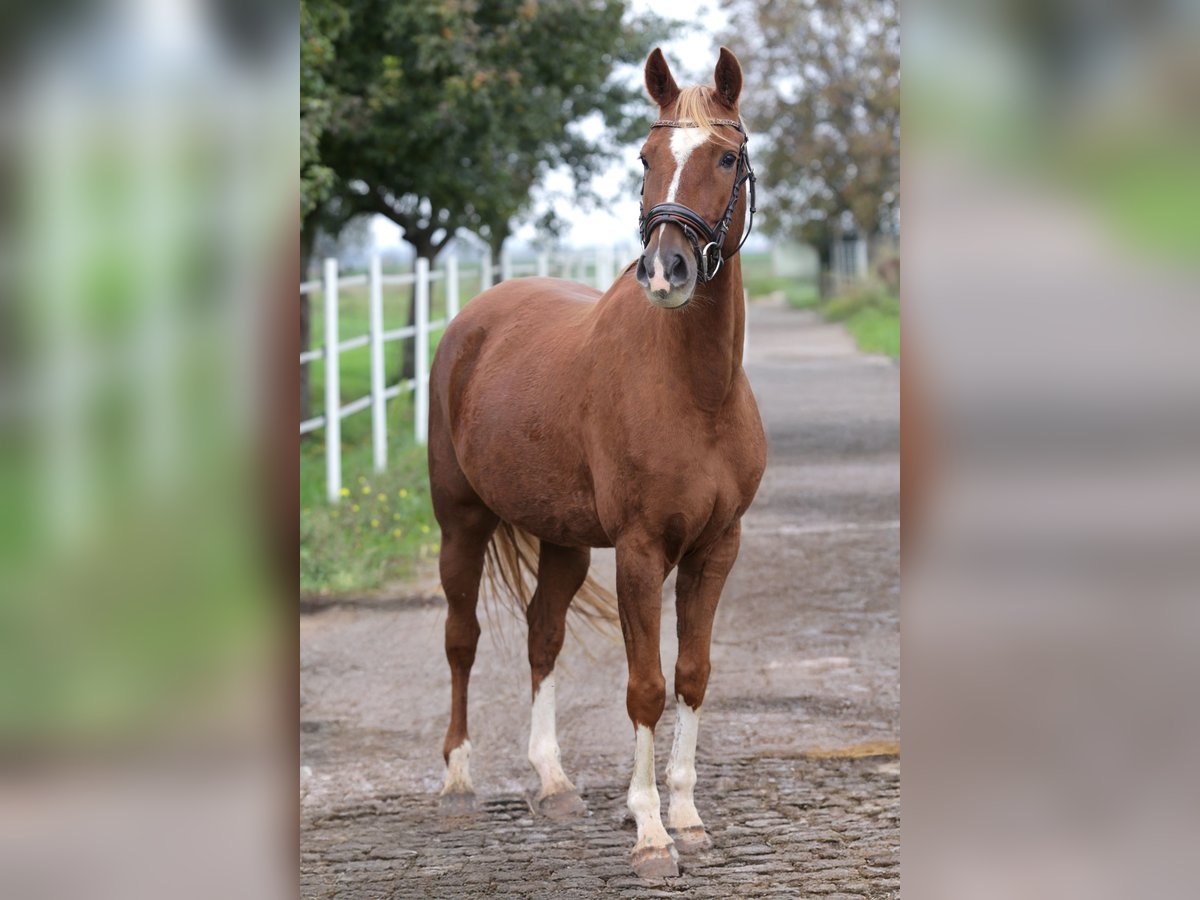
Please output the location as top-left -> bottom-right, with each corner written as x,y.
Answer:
635,255 -> 650,286
669,253 -> 689,284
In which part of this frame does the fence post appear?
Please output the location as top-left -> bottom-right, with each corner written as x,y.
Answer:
414,257 -> 430,445
500,248 -> 512,283
323,257 -> 341,502
743,288 -> 751,361
596,245 -> 614,289
369,254 -> 386,473
480,248 -> 493,291
537,251 -> 549,277
446,253 -> 459,320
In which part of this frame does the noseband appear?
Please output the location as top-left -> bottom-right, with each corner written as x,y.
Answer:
638,118 -> 758,283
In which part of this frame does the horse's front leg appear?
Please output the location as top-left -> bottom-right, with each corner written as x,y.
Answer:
615,538 -> 677,878
667,522 -> 740,853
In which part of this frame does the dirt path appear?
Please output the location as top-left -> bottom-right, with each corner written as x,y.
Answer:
301,301 -> 899,898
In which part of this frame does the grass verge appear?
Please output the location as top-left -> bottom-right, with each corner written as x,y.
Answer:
818,281 -> 899,358
301,271 -> 449,597
300,406 -> 441,596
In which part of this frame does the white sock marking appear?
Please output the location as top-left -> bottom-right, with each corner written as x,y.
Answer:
528,671 -> 575,798
666,701 -> 704,830
441,740 -> 472,795
627,724 -> 673,852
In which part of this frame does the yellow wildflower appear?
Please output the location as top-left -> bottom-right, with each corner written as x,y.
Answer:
339,487 -> 349,497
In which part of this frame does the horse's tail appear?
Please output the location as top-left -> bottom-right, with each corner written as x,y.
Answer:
482,521 -> 621,640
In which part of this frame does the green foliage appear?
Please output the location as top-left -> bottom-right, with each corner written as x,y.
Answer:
301,437 -> 440,595
301,0 -> 350,217
819,280 -> 899,358
315,0 -> 667,253
721,0 -> 899,253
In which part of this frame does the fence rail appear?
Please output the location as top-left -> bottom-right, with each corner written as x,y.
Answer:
302,245 -> 638,503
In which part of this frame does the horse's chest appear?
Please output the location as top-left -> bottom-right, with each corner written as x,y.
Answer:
598,424 -> 762,549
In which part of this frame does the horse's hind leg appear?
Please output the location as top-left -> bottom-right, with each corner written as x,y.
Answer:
431,464 -> 497,816
667,522 -> 741,853
525,542 -> 590,820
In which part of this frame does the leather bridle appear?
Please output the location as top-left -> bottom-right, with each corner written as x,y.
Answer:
638,117 -> 757,283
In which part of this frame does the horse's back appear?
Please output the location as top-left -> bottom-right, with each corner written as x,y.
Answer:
431,276 -> 599,409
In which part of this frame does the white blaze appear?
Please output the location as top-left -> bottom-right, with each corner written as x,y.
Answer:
666,701 -> 704,830
441,740 -> 472,795
528,671 -> 575,798
627,724 -> 673,851
666,126 -> 708,203
648,126 -> 708,295
650,224 -> 669,291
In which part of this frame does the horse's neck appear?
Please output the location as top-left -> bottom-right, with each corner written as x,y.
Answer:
601,257 -> 746,412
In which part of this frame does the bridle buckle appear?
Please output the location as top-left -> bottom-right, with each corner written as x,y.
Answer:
700,242 -> 722,281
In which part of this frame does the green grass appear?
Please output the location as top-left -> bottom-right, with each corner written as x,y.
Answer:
300,423 -> 440,595
301,270 -> 456,596
741,250 -> 821,310
819,281 -> 900,358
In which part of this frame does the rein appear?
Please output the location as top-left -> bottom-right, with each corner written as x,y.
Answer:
638,118 -> 758,283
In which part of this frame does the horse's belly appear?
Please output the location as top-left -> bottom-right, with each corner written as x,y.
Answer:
455,433 -> 609,548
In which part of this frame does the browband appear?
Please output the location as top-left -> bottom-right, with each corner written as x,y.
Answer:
651,118 -> 744,131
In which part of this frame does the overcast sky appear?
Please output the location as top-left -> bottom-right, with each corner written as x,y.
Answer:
372,0 -> 734,253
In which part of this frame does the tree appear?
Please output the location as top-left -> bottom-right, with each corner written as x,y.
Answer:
300,0 -> 351,422
316,0 -> 664,376
719,0 -> 899,267
301,0 -> 350,220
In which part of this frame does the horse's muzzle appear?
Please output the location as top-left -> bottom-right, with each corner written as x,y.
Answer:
635,233 -> 696,309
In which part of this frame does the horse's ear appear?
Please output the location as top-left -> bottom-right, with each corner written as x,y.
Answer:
644,48 -> 680,109
714,47 -> 743,109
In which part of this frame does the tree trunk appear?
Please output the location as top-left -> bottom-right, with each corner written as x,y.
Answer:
299,216 -> 319,428
488,231 -> 507,282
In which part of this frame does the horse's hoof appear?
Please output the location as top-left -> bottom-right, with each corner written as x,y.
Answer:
438,791 -> 478,818
530,789 -> 588,820
670,826 -> 713,854
630,844 -> 680,879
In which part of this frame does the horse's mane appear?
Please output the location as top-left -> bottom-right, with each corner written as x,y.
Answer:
674,85 -> 742,148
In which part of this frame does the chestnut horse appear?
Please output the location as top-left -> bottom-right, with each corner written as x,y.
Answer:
428,47 -> 765,878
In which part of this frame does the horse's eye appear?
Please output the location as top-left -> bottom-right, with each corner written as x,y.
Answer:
639,155 -> 649,170
720,152 -> 737,168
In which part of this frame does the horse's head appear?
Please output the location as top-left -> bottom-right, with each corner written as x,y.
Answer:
635,47 -> 755,309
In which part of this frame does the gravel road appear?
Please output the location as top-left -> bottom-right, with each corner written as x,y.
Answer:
301,301 -> 900,898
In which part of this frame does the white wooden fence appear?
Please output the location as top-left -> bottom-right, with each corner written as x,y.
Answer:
301,246 -> 636,503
